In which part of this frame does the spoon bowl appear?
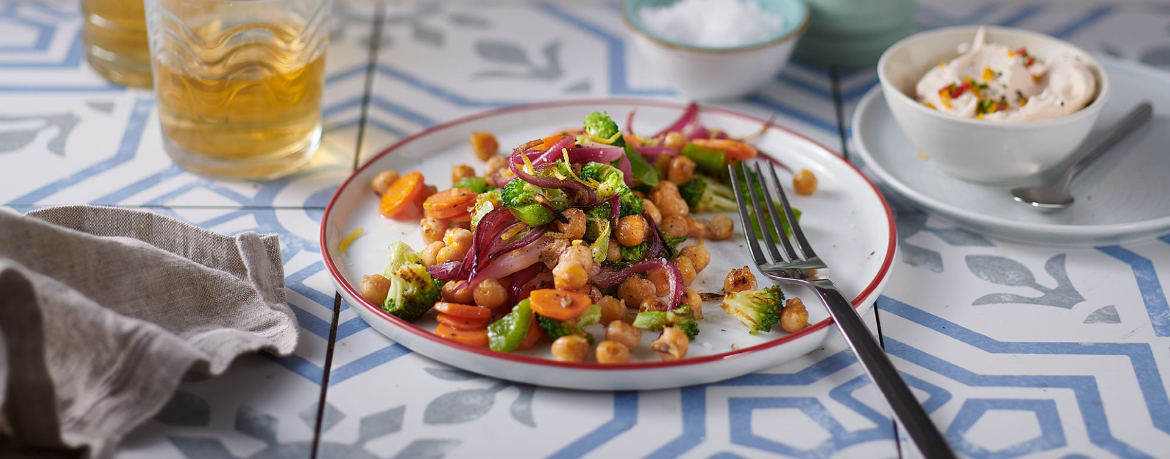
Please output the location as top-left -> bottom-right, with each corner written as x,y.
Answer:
1012,101 -> 1153,208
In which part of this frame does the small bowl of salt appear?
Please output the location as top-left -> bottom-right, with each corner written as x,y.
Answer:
623,0 -> 810,100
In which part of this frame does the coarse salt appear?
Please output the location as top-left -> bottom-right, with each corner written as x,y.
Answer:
639,0 -> 785,48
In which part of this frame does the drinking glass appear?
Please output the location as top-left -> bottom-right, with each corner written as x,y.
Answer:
82,0 -> 153,88
145,0 -> 330,179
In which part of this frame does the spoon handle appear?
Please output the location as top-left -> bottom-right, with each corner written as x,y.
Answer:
1061,101 -> 1153,186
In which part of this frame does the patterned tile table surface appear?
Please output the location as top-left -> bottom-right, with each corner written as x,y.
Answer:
2,1 -> 1169,458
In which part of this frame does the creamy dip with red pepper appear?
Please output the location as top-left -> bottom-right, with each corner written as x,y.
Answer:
916,26 -> 1096,122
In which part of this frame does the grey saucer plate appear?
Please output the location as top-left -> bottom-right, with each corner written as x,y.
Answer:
852,58 -> 1170,246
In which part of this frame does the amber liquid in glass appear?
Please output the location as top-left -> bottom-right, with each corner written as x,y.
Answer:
154,20 -> 325,178
82,0 -> 153,88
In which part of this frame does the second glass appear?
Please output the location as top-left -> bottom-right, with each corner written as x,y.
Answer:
145,0 -> 329,180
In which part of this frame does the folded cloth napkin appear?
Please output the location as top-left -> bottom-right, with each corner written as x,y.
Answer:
0,205 -> 298,458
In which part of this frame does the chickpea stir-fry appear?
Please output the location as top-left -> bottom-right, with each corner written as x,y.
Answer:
360,106 -> 817,362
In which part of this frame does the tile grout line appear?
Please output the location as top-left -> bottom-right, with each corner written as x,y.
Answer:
830,64 -> 904,459
351,0 -> 387,172
312,2 -> 386,457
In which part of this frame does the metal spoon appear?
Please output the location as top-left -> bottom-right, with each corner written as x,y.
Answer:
1012,101 -> 1153,208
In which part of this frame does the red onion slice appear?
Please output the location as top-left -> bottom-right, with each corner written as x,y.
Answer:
652,102 -> 699,139
593,258 -> 684,307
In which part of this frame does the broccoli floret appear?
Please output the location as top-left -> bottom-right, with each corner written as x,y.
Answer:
720,285 -> 785,335
621,242 -> 650,262
632,305 -> 700,340
537,304 -> 601,342
500,176 -> 567,209
679,176 -> 738,213
580,162 -> 641,217
380,242 -> 442,321
583,111 -> 621,144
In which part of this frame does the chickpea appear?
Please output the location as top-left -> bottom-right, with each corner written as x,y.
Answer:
640,297 -> 670,312
473,278 -> 508,309
679,245 -> 711,273
360,274 -> 392,305
683,288 -> 702,319
443,227 -> 473,253
483,155 -> 508,178
550,334 -> 590,362
617,215 -> 647,247
442,280 -> 474,304
436,245 -> 467,265
642,199 -> 662,225
663,131 -> 688,150
559,245 -> 593,272
595,340 -> 631,364
662,215 -> 689,239
667,156 -> 697,185
421,216 -> 447,245
542,238 -> 571,269
781,298 -> 810,333
724,266 -> 757,293
452,164 -> 476,184
649,181 -> 679,199
654,155 -> 673,180
631,190 -> 646,199
588,286 -> 603,304
675,256 -> 697,286
651,327 -> 689,361
371,170 -> 400,195
606,321 -> 642,350
597,297 -> 628,327
421,241 -> 445,267
557,208 -> 587,240
618,277 -> 656,309
554,263 -> 589,290
793,169 -> 818,196
707,214 -> 734,241
606,237 -> 622,262
658,196 -> 689,218
470,131 -> 499,161
646,268 -> 671,297
687,217 -> 707,239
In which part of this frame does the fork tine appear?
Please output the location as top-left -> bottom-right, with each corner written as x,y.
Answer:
753,162 -> 800,262
766,162 -> 818,260
742,162 -> 784,264
728,163 -> 768,267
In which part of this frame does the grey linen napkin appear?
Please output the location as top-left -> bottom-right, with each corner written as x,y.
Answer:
0,205 -> 298,458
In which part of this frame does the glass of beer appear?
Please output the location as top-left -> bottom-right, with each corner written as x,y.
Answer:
82,0 -> 153,88
145,0 -> 329,180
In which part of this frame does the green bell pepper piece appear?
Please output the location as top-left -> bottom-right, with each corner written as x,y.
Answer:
681,143 -> 727,173
509,203 -> 554,227
452,176 -> 489,193
623,143 -> 659,186
488,299 -> 532,352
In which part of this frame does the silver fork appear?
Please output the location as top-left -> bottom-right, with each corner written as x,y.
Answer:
729,161 -> 956,459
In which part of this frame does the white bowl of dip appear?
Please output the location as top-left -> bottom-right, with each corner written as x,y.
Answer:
878,25 -> 1109,183
623,0 -> 810,101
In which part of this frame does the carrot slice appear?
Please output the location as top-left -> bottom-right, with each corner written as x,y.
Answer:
424,188 -> 477,212
532,134 -> 568,151
437,313 -> 490,330
516,311 -> 543,351
379,171 -> 425,217
690,139 -> 758,160
529,289 -> 592,320
435,323 -> 489,347
434,302 -> 492,319
447,211 -> 473,223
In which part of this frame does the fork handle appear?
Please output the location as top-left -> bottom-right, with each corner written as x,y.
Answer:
808,280 -> 957,459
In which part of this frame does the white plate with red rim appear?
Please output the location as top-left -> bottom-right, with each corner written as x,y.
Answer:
320,100 -> 896,391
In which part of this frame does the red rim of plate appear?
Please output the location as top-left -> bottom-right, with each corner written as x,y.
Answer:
320,99 -> 897,371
